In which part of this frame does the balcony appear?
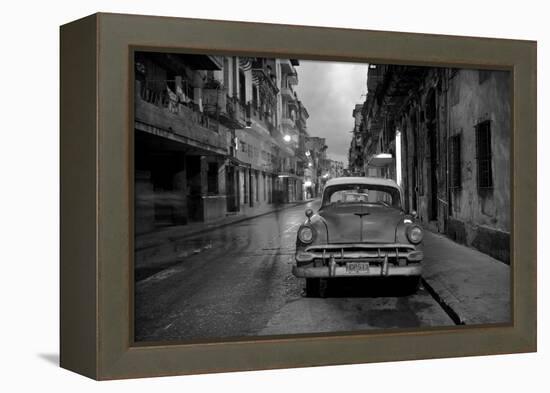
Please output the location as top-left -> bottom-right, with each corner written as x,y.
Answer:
134,82 -> 227,154
163,53 -> 223,71
236,100 -> 251,128
202,88 -> 246,129
296,117 -> 307,131
281,86 -> 295,100
282,117 -> 296,129
249,104 -> 277,137
280,59 -> 295,73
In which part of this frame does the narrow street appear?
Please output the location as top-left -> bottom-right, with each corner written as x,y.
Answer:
129,52 -> 512,344
135,201 -> 455,342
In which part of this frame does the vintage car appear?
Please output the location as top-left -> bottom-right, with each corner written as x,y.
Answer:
293,177 -> 424,297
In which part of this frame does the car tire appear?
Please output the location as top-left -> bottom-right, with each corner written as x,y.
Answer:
305,278 -> 320,297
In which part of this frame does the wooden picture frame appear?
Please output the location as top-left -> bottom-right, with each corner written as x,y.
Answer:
60,12 -> 536,380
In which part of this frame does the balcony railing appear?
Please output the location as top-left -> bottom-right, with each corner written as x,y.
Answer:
282,117 -> 296,129
249,105 -> 277,136
134,81 -> 228,153
236,100 -> 251,127
202,88 -> 247,129
281,86 -> 295,100
137,80 -> 219,133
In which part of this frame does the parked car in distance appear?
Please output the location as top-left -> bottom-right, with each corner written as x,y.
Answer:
293,177 -> 424,297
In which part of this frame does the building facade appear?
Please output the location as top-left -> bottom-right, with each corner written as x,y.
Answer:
327,159 -> 345,179
348,104 -> 364,175
349,64 -> 511,263
134,52 -> 310,234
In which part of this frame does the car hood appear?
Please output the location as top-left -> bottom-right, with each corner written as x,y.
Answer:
319,204 -> 404,244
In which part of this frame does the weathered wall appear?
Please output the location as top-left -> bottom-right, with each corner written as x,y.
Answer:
448,69 -> 511,233
447,69 -> 511,262
396,68 -> 510,262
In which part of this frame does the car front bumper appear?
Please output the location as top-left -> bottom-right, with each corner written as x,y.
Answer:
292,264 -> 422,278
293,243 -> 423,278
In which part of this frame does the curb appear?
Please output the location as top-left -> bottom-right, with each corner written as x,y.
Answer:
421,277 -> 467,325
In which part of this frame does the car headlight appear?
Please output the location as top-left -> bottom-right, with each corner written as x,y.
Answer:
406,225 -> 423,244
298,226 -> 314,244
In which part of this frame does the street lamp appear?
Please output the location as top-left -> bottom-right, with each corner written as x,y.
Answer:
366,153 -> 393,178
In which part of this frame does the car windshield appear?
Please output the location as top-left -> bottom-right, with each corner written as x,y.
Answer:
321,184 -> 401,208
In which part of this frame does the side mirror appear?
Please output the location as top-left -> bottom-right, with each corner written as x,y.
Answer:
305,208 -> 314,220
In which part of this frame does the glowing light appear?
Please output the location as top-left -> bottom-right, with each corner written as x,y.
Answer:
283,134 -> 291,142
308,162 -> 313,167
396,130 -> 402,187
304,181 -> 312,187
305,150 -> 311,157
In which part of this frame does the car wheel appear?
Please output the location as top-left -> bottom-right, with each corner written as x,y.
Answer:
305,278 -> 320,297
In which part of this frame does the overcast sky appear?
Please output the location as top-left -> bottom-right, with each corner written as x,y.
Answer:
294,60 -> 368,166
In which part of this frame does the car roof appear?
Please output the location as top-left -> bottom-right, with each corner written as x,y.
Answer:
324,176 -> 401,189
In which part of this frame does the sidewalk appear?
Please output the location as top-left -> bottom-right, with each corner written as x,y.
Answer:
134,199 -> 314,278
421,230 -> 511,325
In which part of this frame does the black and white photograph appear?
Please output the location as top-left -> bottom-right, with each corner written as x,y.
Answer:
3,0 -> 546,388
133,51 -> 511,343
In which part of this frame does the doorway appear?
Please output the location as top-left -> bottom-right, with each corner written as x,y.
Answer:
426,90 -> 438,221
225,165 -> 239,213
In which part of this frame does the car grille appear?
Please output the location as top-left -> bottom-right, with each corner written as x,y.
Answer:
304,244 -> 416,267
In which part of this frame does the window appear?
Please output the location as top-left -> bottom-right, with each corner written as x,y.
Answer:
475,120 -> 493,189
450,133 -> 462,189
322,184 -> 401,209
207,163 -> 219,194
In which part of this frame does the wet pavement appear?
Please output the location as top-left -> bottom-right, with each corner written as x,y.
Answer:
134,200 -> 455,342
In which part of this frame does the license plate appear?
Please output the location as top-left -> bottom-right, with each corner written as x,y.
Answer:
346,262 -> 370,273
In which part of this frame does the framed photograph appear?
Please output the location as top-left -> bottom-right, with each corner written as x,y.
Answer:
60,13 -> 536,380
